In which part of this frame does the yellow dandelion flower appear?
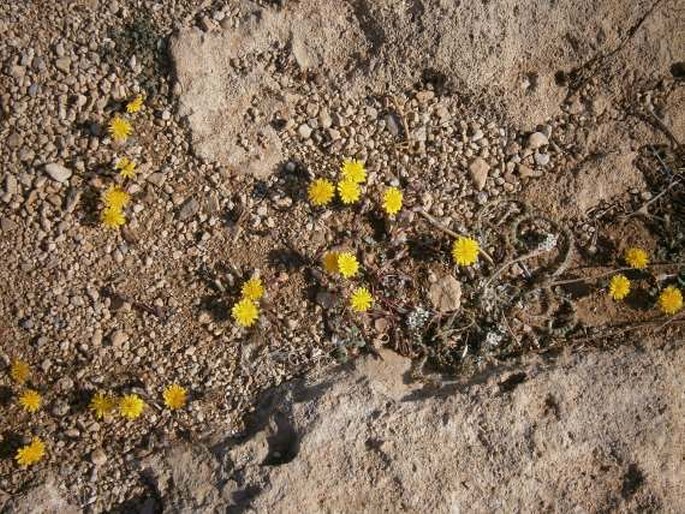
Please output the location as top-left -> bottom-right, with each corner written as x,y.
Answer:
163,384 -> 187,410
15,437 -> 45,467
322,252 -> 339,274
350,287 -> 373,312
232,298 -> 259,328
337,252 -> 359,278
108,116 -> 132,143
101,207 -> 126,229
382,187 -> 403,216
608,274 -> 631,301
658,286 -> 683,315
308,179 -> 335,207
341,159 -> 366,183
90,392 -> 116,419
115,157 -> 136,179
18,389 -> 42,413
452,236 -> 480,266
338,180 -> 361,204
10,359 -> 30,384
119,394 -> 145,420
242,278 -> 264,301
624,247 -> 649,270
102,186 -> 130,210
126,94 -> 144,114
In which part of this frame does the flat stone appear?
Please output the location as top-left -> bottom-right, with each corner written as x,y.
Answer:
55,57 -> 71,73
1,217 -> 18,232
109,330 -> 128,348
5,174 -> 18,195
178,197 -> 200,220
90,448 -> 107,467
298,123 -> 312,139
468,157 -> 490,191
517,163 -> 542,178
428,275 -> 462,313
526,131 -> 549,150
44,162 -> 72,183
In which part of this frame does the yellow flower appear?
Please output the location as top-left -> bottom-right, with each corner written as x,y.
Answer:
338,180 -> 361,204
10,359 -> 30,384
322,252 -> 339,274
341,159 -> 366,183
241,278 -> 264,301
232,298 -> 259,327
163,384 -> 187,410
452,236 -> 480,266
101,207 -> 126,229
382,187 -> 403,216
108,116 -> 132,143
658,286 -> 683,315
350,287 -> 373,312
308,179 -> 335,206
90,392 -> 116,419
624,247 -> 649,269
15,437 -> 45,467
115,157 -> 136,179
608,274 -> 631,301
119,394 -> 145,420
102,186 -> 130,210
18,389 -> 42,413
337,252 -> 359,278
126,94 -> 144,114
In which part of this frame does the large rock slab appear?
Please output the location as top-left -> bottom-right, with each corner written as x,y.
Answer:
141,341 -> 684,512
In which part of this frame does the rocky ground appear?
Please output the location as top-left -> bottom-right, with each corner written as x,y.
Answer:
1,0 -> 683,512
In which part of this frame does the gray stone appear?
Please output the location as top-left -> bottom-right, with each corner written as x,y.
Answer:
428,275 -> 462,313
526,131 -> 548,149
44,162 -> 72,183
468,157 -> 490,191
534,152 -> 550,167
178,197 -> 200,220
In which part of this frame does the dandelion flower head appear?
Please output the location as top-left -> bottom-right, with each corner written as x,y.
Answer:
10,359 -> 30,384
382,187 -> 403,216
101,207 -> 126,229
608,274 -> 631,301
452,236 -> 480,266
15,437 -> 45,467
308,178 -> 335,207
108,116 -> 132,144
232,298 -> 259,328
18,389 -> 42,413
163,384 -> 187,410
341,159 -> 366,183
338,180 -> 361,204
242,278 -> 264,301
350,287 -> 373,312
102,186 -> 130,210
337,252 -> 359,278
90,392 -> 116,419
119,394 -> 145,420
126,94 -> 144,114
322,252 -> 339,274
115,157 -> 136,179
625,247 -> 649,269
658,286 -> 683,315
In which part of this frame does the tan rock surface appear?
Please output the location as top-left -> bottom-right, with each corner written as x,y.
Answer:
138,341 -> 683,512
